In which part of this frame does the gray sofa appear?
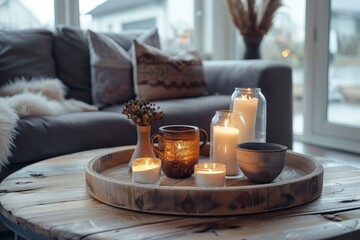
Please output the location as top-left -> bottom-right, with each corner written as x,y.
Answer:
0,26 -> 293,181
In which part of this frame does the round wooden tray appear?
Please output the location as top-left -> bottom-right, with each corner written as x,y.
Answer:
85,145 -> 324,216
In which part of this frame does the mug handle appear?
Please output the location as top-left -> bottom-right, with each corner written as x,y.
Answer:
199,129 -> 208,150
150,133 -> 164,156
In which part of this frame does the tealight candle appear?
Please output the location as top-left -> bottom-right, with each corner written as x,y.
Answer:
194,163 -> 226,187
132,158 -> 161,185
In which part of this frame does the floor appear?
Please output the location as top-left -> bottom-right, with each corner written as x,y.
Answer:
0,141 -> 359,240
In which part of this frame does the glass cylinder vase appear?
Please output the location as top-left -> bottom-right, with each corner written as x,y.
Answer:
230,88 -> 266,142
210,110 -> 246,176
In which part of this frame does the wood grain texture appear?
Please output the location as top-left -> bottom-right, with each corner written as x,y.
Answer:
0,146 -> 359,240
85,148 -> 323,216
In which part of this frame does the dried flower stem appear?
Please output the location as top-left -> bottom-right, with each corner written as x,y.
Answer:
225,0 -> 282,36
122,100 -> 164,126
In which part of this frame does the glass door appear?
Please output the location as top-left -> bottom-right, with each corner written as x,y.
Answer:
327,0 -> 360,128
306,0 -> 360,153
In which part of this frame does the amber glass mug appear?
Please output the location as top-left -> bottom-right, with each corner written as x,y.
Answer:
151,125 -> 208,179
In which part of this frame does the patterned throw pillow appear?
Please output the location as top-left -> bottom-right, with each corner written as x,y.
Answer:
86,29 -> 161,107
132,40 -> 207,101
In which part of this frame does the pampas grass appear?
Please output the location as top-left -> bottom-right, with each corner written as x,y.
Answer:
225,0 -> 282,36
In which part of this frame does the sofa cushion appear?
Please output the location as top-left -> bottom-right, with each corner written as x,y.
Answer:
132,40 -> 207,101
103,95 -> 231,137
9,112 -> 136,165
0,29 -> 56,86
87,30 -> 134,107
9,95 -> 230,166
54,26 -> 93,103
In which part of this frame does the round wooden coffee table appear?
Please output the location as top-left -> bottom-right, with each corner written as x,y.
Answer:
0,146 -> 360,240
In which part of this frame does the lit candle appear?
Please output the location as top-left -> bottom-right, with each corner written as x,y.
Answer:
212,120 -> 240,176
194,163 -> 226,187
132,158 -> 161,185
233,95 -> 258,141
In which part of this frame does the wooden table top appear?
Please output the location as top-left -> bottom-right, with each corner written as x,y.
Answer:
0,146 -> 360,240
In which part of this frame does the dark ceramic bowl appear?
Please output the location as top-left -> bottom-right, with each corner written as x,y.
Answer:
235,142 -> 287,184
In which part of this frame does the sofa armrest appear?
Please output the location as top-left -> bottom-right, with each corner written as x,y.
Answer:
203,60 -> 293,149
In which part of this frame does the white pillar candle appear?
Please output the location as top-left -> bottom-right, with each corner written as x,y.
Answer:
194,163 -> 226,187
230,112 -> 247,144
233,95 -> 258,142
132,158 -> 161,185
212,121 -> 240,176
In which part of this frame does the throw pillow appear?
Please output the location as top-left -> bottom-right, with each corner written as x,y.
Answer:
87,30 -> 134,107
132,40 -> 207,101
54,26 -> 93,104
127,28 -> 161,56
86,28 -> 161,107
105,28 -> 160,52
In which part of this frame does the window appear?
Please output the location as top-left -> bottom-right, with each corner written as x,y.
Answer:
304,0 -> 360,153
267,0 -> 306,135
79,0 -> 194,53
122,18 -> 156,31
327,0 -> 360,127
0,0 -> 54,29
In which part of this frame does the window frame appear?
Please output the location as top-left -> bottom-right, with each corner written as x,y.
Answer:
298,0 -> 360,153
54,0 -> 80,26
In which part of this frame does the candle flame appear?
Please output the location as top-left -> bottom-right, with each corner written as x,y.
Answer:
241,94 -> 252,100
177,142 -> 183,150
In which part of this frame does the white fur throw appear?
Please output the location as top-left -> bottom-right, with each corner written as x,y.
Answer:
0,78 -> 98,171
0,102 -> 19,172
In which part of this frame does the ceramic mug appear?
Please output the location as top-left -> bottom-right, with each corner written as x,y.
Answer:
151,125 -> 208,179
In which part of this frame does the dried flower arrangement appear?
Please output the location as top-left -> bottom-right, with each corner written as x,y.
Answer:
122,100 -> 164,126
225,0 -> 282,36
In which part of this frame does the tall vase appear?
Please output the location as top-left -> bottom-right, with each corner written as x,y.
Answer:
243,35 -> 263,60
129,125 -> 156,169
